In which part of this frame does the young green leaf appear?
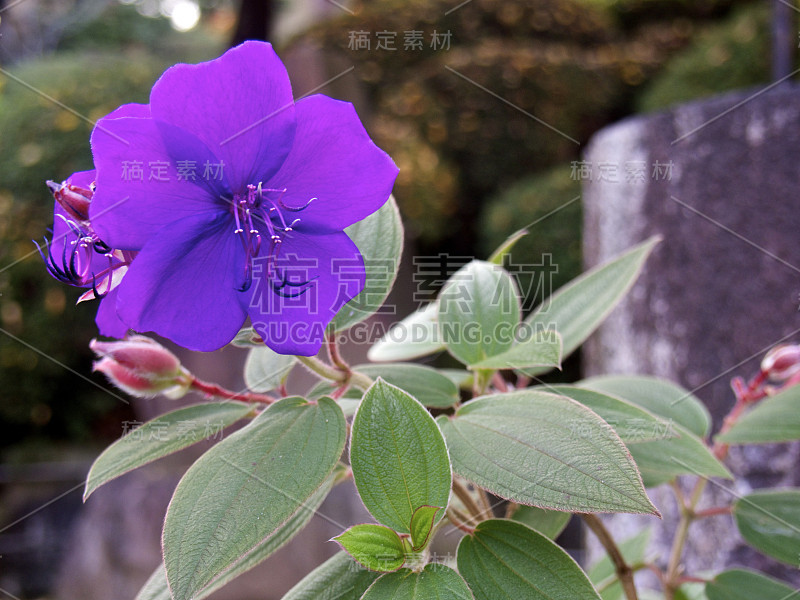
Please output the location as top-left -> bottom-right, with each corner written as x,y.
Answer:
438,260 -> 521,366
457,520 -> 601,600
362,563 -> 474,600
733,489 -> 800,565
510,505 -> 571,540
333,524 -> 406,572
332,195 -> 404,331
705,569 -> 799,600
367,302 -> 446,362
522,237 -> 660,375
281,552 -> 380,600
162,397 -> 346,600
545,385 -> 677,444
84,401 -> 252,500
438,390 -> 658,515
244,346 -> 296,392
350,379 -> 452,533
409,505 -> 442,551
579,374 -> 711,438
469,330 -> 562,371
716,384 -> 800,444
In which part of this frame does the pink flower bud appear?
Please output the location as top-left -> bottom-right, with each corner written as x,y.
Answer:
761,344 -> 800,382
47,178 -> 93,222
90,336 -> 189,397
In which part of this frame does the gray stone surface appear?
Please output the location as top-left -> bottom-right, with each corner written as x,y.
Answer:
582,85 -> 800,586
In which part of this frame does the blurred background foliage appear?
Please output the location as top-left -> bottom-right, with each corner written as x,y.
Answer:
0,0 -> 783,455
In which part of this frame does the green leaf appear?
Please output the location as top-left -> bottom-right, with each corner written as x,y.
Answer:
140,479 -> 332,600
675,582 -> 708,600
362,563 -> 474,600
626,426 -> 731,488
244,346 -> 296,392
350,379 -> 452,533
546,385 -> 677,444
457,519 -> 601,600
410,505 -> 442,551
523,237 -> 660,375
230,326 -> 264,347
281,552 -> 380,600
733,489 -> 800,565
334,524 -> 406,572
717,384 -> 800,444
488,228 -> 528,265
438,391 -> 658,514
705,569 -> 799,600
367,302 -> 446,362
588,528 -> 651,600
331,196 -> 404,331
134,565 -> 170,600
510,506 -> 571,540
438,260 -> 521,366
439,368 -> 473,390
354,363 -> 459,408
163,397 -> 346,600
84,402 -> 252,500
470,330 -> 562,371
579,375 -> 711,438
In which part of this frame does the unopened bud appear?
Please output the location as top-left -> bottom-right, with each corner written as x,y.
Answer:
47,178 -> 92,222
90,336 -> 190,398
760,344 -> 800,382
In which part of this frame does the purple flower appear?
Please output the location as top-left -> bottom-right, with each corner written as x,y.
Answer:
88,42 -> 398,355
39,170 -> 131,338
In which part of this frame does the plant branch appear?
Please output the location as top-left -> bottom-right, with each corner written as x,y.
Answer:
189,376 -> 276,404
452,479 -> 485,521
582,514 -> 638,600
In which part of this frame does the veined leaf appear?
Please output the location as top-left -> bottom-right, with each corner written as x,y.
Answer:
350,380 -> 451,533
705,569 -> 799,600
438,260 -> 521,366
281,552 -> 380,600
717,384 -> 800,444
470,330 -> 562,371
458,519 -> 601,600
410,505 -> 442,551
332,195 -> 404,331
84,401 -> 252,500
523,237 -> 659,375
579,374 -> 711,438
244,346 -> 296,392
438,391 -> 658,515
510,506 -> 571,540
733,489 -> 800,565
162,397 -> 346,600
362,563 -> 474,600
367,302 -> 445,362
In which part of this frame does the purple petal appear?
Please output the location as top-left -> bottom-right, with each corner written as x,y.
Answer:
247,231 -> 365,356
67,169 -> 96,188
149,41 -> 296,191
115,212 -> 247,351
95,288 -> 129,339
102,103 -> 150,120
90,116 -> 230,249
266,95 -> 398,233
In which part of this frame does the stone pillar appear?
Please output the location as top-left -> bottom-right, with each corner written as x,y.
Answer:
582,85 -> 800,584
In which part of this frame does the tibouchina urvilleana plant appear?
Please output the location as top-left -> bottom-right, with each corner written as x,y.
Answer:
41,42 -> 800,600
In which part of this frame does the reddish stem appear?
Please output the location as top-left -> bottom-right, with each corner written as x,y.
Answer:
190,377 -> 276,404
693,506 -> 732,519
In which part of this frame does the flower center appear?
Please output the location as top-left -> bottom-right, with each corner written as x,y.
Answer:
232,183 -> 315,292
